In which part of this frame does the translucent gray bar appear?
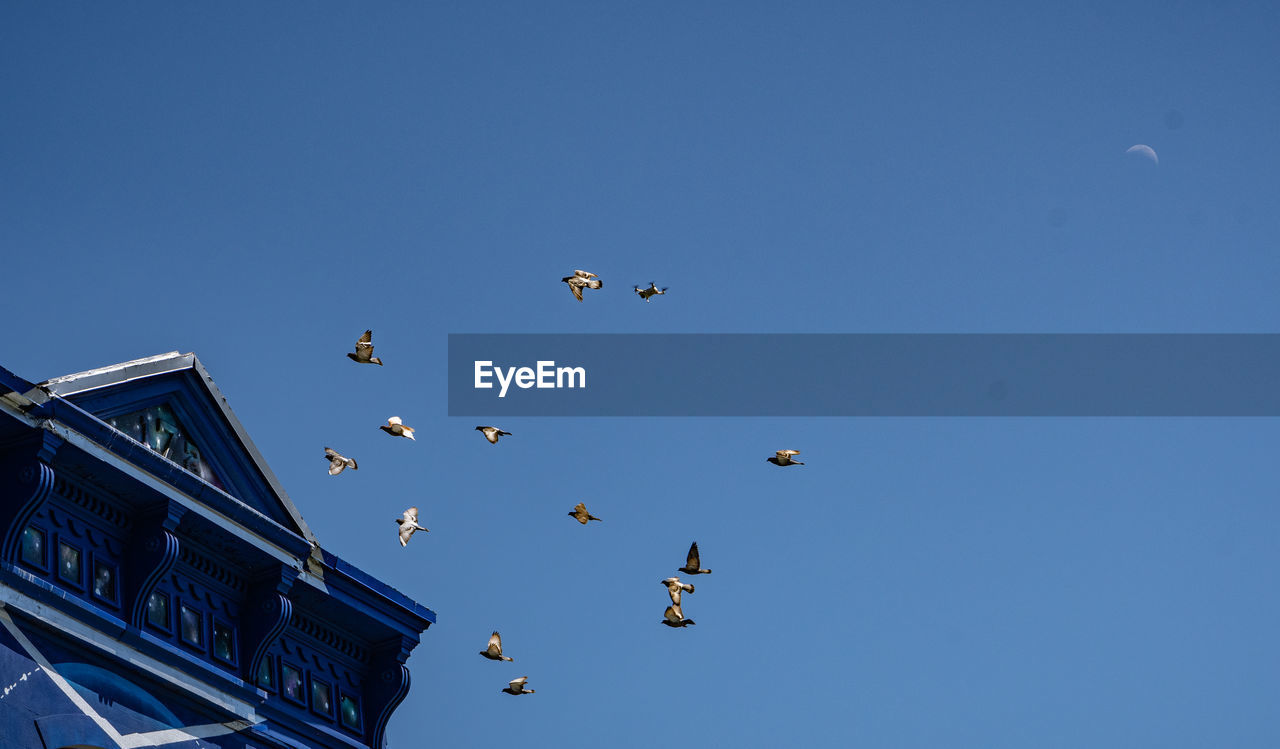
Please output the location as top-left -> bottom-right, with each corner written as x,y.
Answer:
447,334 -> 1280,416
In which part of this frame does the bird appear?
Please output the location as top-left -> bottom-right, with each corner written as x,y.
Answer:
323,447 -> 357,476
479,631 -> 514,662
567,502 -> 602,524
562,269 -> 603,302
475,426 -> 512,444
395,507 -> 429,547
662,604 -> 695,628
380,416 -> 415,440
502,676 -> 535,695
634,282 -> 668,301
767,449 -> 804,466
660,577 -> 695,606
347,330 -> 383,365
678,542 -> 712,575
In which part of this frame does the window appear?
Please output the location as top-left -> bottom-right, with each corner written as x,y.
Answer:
281,663 -> 304,703
339,694 -> 362,733
310,676 -> 333,718
145,592 -> 170,631
58,541 -> 83,587
19,527 -> 46,569
212,621 -> 236,664
180,605 -> 204,648
92,560 -> 118,604
257,655 -> 275,691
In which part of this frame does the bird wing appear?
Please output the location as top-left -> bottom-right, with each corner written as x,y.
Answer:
664,605 -> 682,623
325,447 -> 339,458
568,281 -> 584,301
398,523 -> 415,546
388,416 -> 403,426
487,632 -> 503,655
401,425 -> 415,439
573,270 -> 597,278
403,507 -> 419,523
573,502 -> 587,514
328,458 -> 346,476
777,450 -> 800,459
509,677 -> 527,689
686,542 -> 701,569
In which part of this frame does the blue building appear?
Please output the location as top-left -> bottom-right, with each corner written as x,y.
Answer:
0,353 -> 434,749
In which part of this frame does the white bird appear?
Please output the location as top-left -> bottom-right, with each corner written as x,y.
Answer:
767,449 -> 804,466
395,507 -> 429,547
678,542 -> 712,575
347,330 -> 383,365
634,282 -> 668,302
661,604 -> 695,628
323,447 -> 357,476
479,631 -> 514,662
502,676 -> 535,695
568,502 -> 602,524
661,577 -> 695,606
475,426 -> 512,444
562,269 -> 603,302
380,416 -> 415,441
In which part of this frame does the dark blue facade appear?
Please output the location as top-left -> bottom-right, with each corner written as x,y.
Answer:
1,353 -> 434,749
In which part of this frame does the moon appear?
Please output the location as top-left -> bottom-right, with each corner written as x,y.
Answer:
1126,144 -> 1158,164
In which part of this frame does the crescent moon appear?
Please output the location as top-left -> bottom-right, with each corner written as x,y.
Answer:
1126,144 -> 1158,164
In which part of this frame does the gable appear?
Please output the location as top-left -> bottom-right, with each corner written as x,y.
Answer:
38,352 -> 314,542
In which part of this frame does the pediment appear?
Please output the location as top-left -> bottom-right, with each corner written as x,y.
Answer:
38,352 -> 314,542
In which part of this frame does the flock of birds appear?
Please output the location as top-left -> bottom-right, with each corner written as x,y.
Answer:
325,272 -> 804,696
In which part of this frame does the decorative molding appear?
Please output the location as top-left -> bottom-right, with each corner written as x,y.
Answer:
126,527 -> 181,630
369,663 -> 411,749
243,567 -> 295,685
1,458 -> 55,563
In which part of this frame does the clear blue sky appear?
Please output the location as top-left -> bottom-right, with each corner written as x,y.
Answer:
3,3 -> 1279,747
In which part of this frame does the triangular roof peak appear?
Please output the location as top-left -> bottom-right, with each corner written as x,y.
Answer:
39,352 -> 315,543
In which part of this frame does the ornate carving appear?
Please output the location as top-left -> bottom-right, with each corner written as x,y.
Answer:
369,663 -> 411,748
125,527 -> 181,630
1,458 -> 55,563
243,567 -> 296,685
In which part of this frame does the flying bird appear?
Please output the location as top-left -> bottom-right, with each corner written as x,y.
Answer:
380,416 -> 415,441
568,502 -> 602,524
347,330 -> 383,365
396,507 -> 429,547
323,447 -> 357,476
662,604 -> 695,628
678,542 -> 712,575
661,577 -> 695,606
1126,144 -> 1159,165
767,449 -> 804,466
480,631 -> 514,662
562,269 -> 603,302
475,426 -> 512,444
502,676 -> 535,695
634,282 -> 668,302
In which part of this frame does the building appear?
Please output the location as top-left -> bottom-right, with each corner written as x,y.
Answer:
0,353 -> 434,749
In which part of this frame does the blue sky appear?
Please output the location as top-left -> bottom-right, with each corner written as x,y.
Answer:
3,2 -> 1279,747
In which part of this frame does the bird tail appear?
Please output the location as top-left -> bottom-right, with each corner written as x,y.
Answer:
794,460 -> 805,465
587,279 -> 602,289
372,358 -> 383,366
590,516 -> 602,522
503,656 -> 513,662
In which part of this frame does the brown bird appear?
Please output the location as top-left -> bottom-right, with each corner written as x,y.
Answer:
380,416 -> 415,441
678,542 -> 712,575
475,426 -> 512,444
479,631 -> 514,662
767,449 -> 804,466
395,507 -> 429,547
323,447 -> 358,476
660,577 -> 695,606
502,676 -> 535,695
567,502 -> 602,524
661,604 -> 695,628
562,269 -> 603,302
347,330 -> 383,365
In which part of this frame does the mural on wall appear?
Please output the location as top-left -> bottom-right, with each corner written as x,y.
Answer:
108,405 -> 225,490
